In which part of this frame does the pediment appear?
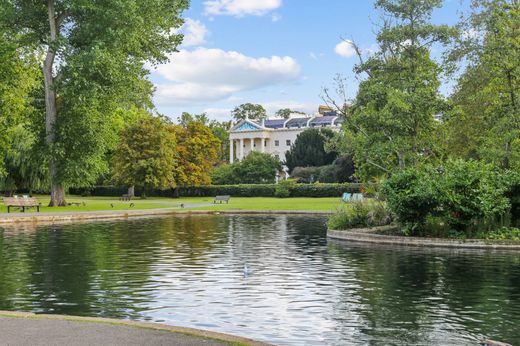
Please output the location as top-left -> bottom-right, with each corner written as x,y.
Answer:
231,120 -> 263,132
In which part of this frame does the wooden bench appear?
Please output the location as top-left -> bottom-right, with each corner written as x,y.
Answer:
2,196 -> 41,213
120,194 -> 132,201
214,195 -> 230,204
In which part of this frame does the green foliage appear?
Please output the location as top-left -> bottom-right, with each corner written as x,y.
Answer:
211,152 -> 281,184
275,108 -> 305,119
445,0 -> 520,168
231,103 -> 267,121
285,128 -> 337,173
291,166 -> 322,183
327,201 -> 393,230
74,183 -> 364,198
274,179 -> 296,198
382,165 -> 440,234
337,0 -> 456,181
0,0 -> 188,202
112,116 -> 177,192
169,119 -> 220,186
383,159 -> 512,235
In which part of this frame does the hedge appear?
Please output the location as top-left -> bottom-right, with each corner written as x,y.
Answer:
70,183 -> 364,198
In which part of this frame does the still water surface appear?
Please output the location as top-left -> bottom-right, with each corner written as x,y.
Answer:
0,215 -> 519,345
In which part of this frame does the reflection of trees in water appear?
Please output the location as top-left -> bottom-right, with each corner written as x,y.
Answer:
328,243 -> 520,344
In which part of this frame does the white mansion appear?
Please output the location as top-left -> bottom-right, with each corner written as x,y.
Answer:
229,106 -> 344,163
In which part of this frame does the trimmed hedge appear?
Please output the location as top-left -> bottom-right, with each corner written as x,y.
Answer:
70,183 -> 364,198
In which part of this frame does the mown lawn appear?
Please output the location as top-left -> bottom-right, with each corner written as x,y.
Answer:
0,195 -> 343,213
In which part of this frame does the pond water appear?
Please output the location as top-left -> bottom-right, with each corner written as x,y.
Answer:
0,215 -> 519,345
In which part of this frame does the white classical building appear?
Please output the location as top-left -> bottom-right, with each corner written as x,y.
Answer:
229,108 -> 343,164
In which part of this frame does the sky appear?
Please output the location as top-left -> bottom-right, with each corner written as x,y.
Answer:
149,0 -> 471,122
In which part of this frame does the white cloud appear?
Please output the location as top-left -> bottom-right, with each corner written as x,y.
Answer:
203,107 -> 233,121
204,0 -> 282,17
335,40 -> 356,58
153,48 -> 301,106
181,18 -> 209,47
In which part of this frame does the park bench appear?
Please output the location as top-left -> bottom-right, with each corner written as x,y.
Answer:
2,196 -> 41,213
120,194 -> 132,201
214,195 -> 231,204
342,192 -> 364,203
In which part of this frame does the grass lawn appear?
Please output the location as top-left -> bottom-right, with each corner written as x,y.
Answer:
0,195 -> 343,213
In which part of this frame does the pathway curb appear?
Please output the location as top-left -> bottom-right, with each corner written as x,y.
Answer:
327,228 -> 520,250
0,310 -> 273,346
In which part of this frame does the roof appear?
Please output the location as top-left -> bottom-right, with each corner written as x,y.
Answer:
309,116 -> 337,127
285,117 -> 311,128
264,119 -> 286,129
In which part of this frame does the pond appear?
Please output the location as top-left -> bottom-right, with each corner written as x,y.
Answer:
0,215 -> 519,345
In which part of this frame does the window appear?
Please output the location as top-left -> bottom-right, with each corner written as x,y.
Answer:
275,154 -> 280,160
275,140 -> 279,146
264,139 -> 268,146
286,140 -> 291,146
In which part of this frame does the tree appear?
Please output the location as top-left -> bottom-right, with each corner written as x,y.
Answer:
1,0 -> 188,205
446,0 -> 520,168
231,103 -> 267,121
0,33 -> 40,182
169,119 -> 220,186
176,112 -> 231,162
275,108 -> 305,119
112,116 -> 177,196
327,0 -> 455,181
285,128 -> 337,173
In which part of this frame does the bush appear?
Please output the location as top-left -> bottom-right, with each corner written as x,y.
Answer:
382,165 -> 440,234
71,183 -> 365,198
274,179 -> 296,198
327,201 -> 393,230
211,164 -> 237,185
210,152 -> 281,184
291,166 -> 322,183
382,159 -> 512,235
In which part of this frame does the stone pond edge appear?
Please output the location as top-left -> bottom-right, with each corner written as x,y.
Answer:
327,226 -> 520,250
0,208 -> 333,224
0,310 -> 273,346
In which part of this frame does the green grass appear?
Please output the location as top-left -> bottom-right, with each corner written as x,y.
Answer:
0,195 -> 343,213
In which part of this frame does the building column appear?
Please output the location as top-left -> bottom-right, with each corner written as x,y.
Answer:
239,138 -> 244,160
261,138 -> 265,153
229,139 -> 234,164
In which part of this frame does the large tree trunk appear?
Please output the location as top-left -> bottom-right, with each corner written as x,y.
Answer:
128,185 -> 135,197
44,0 -> 66,206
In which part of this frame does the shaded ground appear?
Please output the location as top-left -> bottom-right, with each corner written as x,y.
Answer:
0,316 -> 237,346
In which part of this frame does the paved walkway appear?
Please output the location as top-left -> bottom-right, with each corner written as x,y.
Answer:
0,313 -> 271,346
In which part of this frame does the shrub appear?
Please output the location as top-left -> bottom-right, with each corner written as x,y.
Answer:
211,164 -> 237,185
211,152 -> 281,185
327,201 -> 393,230
274,179 -> 296,198
71,183 -> 364,198
436,159 -> 510,231
382,165 -> 440,234
382,159 -> 512,235
291,166 -> 322,183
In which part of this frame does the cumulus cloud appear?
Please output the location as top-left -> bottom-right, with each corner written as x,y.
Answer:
153,48 -> 301,106
181,18 -> 209,47
335,40 -> 356,58
204,0 -> 282,17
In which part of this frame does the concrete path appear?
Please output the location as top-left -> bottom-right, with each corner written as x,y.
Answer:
0,312 -> 271,346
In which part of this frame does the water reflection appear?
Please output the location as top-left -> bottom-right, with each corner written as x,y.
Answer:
0,215 -> 519,345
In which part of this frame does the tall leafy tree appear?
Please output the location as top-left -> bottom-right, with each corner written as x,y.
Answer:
284,128 -> 337,173
168,119 -> 220,186
275,108 -> 305,119
337,0 -> 455,181
112,116 -> 177,196
0,0 -> 188,205
0,33 -> 39,181
445,0 -> 519,168
231,103 -> 267,121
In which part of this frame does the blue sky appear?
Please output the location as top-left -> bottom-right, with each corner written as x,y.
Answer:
150,0 -> 470,121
